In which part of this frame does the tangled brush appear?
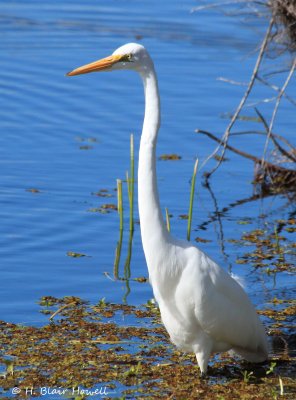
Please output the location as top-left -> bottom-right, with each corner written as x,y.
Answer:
270,0 -> 296,49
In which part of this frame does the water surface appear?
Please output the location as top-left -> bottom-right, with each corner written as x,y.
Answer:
0,0 -> 295,327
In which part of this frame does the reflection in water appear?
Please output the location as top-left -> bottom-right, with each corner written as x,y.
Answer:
197,187 -> 295,233
123,230 -> 133,302
203,177 -> 232,273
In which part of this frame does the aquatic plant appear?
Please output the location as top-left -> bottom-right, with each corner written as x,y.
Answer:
0,296 -> 295,399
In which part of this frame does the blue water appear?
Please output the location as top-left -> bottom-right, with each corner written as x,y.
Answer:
0,0 -> 295,331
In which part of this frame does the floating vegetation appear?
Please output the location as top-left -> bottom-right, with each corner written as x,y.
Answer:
88,204 -> 117,214
158,153 -> 181,160
66,251 -> 89,258
0,296 -> 295,399
98,204 -> 117,211
233,219 -> 296,273
91,188 -> 113,198
75,136 -> 98,143
25,188 -> 40,193
76,137 -> 98,150
259,300 -> 296,333
179,214 -> 189,220
237,220 -> 252,225
195,236 -> 212,243
133,276 -> 148,283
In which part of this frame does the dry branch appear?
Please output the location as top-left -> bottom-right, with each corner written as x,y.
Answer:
261,58 -> 296,164
197,129 -> 296,193
201,17 -> 274,176
270,0 -> 296,49
194,1 -> 296,192
255,108 -> 296,163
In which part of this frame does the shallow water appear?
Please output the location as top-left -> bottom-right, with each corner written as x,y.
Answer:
0,0 -> 295,333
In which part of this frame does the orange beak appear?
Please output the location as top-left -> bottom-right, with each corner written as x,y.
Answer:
66,54 -> 125,76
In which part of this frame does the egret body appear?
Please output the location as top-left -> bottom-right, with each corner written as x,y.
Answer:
67,43 -> 268,374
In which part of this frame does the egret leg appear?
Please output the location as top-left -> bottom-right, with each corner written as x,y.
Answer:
195,351 -> 210,377
200,371 -> 208,379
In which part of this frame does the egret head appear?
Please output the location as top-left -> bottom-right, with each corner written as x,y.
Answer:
66,43 -> 153,77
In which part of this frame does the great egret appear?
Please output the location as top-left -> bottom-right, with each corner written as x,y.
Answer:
67,43 -> 268,375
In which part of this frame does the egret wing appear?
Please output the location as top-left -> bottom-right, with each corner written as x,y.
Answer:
192,253 -> 267,356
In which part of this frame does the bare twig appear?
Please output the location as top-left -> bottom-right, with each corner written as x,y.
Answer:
231,129 -> 296,160
200,17 -> 274,175
261,57 -> 296,165
197,128 -> 296,174
217,77 -> 248,86
257,75 -> 296,106
255,107 -> 296,163
246,96 -> 277,107
197,129 -> 258,162
198,128 -> 296,196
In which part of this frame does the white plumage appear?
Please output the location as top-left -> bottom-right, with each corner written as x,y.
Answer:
67,43 -> 268,374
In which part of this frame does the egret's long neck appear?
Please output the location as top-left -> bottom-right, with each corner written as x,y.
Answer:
138,66 -> 169,270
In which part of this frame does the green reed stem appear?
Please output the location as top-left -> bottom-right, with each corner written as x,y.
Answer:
117,179 -> 123,231
113,179 -> 123,279
187,159 -> 199,241
165,207 -> 171,233
128,134 -> 135,233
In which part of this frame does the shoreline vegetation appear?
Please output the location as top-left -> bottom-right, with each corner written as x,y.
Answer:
0,295 -> 295,399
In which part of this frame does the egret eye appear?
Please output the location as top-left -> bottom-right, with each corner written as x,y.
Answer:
121,53 -> 133,62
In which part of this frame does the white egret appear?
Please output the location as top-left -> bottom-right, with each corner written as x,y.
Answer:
67,43 -> 268,375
